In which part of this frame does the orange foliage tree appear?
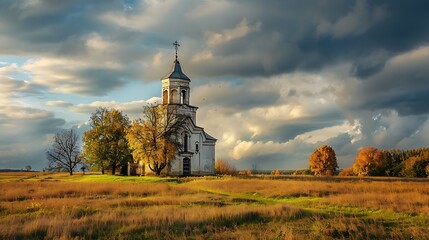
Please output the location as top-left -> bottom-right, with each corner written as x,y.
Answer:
126,105 -> 187,176
309,145 -> 338,176
215,159 -> 237,175
352,147 -> 389,176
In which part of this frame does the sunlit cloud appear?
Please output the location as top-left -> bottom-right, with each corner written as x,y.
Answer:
205,18 -> 262,46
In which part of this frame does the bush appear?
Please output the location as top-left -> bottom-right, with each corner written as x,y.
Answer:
238,170 -> 252,176
271,170 -> 282,176
338,168 -> 355,176
215,159 -> 237,175
293,169 -> 313,175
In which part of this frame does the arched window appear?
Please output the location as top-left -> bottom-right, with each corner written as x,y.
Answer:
170,89 -> 177,104
195,142 -> 199,153
162,90 -> 168,105
183,134 -> 188,152
181,90 -> 186,104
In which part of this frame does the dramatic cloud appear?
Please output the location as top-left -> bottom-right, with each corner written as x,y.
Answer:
205,18 -> 262,46
342,45 -> 429,115
1,0 -> 429,170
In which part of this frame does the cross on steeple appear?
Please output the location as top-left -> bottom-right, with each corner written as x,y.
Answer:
173,41 -> 180,59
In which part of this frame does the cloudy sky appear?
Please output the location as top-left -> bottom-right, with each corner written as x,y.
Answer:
1,0 -> 429,171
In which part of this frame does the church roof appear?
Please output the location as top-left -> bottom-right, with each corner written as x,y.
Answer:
161,59 -> 190,81
203,131 -> 217,141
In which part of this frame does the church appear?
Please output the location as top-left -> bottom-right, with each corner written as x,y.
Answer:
129,42 -> 216,176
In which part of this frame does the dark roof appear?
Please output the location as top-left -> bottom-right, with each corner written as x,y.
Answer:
161,59 -> 190,81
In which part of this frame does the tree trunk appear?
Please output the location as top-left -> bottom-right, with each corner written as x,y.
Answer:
69,169 -> 73,175
101,168 -> 105,175
112,165 -> 116,175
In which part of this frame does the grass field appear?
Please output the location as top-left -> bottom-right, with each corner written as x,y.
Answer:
0,172 -> 428,239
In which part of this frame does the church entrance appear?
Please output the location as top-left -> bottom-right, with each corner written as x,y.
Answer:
183,158 -> 191,176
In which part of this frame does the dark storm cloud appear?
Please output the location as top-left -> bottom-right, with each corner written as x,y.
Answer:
192,80 -> 281,110
186,0 -> 429,79
342,46 -> 429,116
0,0 -> 121,53
2,0 -> 429,96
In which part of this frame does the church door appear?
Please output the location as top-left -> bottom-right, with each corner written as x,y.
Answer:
183,158 -> 191,176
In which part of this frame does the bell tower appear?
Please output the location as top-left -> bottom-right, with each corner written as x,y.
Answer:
161,41 -> 197,123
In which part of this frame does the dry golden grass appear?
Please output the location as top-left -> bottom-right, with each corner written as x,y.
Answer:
0,173 -> 428,239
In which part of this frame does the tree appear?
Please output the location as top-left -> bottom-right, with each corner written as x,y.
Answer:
46,129 -> 82,175
308,145 -> 338,176
126,105 -> 186,176
401,154 -> 429,178
215,159 -> 237,175
24,165 -> 32,172
352,147 -> 389,176
82,108 -> 132,175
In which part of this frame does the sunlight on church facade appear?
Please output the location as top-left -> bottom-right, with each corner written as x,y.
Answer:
130,42 -> 216,176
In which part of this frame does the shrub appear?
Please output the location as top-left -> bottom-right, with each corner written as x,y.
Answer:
238,170 -> 252,176
293,169 -> 313,175
338,168 -> 355,176
271,170 -> 282,176
215,159 -> 237,175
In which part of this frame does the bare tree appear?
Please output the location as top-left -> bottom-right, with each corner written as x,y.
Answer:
47,129 -> 82,175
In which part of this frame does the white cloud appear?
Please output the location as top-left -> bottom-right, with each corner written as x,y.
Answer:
99,0 -> 178,31
205,19 -> 262,46
21,55 -> 124,95
296,120 -> 362,144
192,50 -> 213,62
70,97 -> 161,119
152,52 -> 164,66
44,100 -> 73,108
85,33 -> 116,51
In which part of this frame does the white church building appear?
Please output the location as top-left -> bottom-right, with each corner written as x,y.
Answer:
130,42 -> 216,176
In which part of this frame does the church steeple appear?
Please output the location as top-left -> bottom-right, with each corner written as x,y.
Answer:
161,41 -> 190,81
161,41 -> 192,107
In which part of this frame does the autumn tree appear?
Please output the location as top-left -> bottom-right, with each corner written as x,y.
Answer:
46,129 -> 82,175
308,145 -> 338,176
401,153 -> 429,178
215,159 -> 237,175
352,147 -> 389,176
126,105 -> 187,176
82,108 -> 132,175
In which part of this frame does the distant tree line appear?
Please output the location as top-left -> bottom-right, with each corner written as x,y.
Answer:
349,147 -> 429,177
307,145 -> 429,178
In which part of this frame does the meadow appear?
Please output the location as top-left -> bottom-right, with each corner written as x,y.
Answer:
0,173 -> 428,239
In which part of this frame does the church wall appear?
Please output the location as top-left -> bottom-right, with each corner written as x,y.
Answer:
200,143 -> 215,174
169,157 -> 182,175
